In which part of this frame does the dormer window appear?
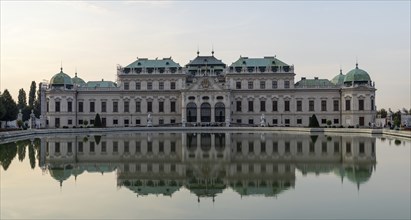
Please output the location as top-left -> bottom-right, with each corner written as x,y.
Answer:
137,62 -> 141,66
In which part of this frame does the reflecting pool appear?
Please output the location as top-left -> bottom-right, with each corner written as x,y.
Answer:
1,132 -> 410,219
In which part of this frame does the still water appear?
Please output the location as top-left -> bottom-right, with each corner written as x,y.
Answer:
1,132 -> 410,219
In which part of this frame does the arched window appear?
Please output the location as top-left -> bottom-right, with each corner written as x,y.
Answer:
215,102 -> 225,123
200,103 -> 211,122
186,102 -> 197,122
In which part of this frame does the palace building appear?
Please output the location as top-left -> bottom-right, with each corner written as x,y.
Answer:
41,51 -> 376,128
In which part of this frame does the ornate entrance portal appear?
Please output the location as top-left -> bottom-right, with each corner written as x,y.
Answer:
200,103 -> 211,122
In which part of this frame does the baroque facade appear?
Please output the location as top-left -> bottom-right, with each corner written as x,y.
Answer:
41,52 -> 376,128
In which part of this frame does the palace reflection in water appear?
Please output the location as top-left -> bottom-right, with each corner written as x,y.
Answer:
38,132 -> 376,200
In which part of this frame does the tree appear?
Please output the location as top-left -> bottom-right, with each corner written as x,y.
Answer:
1,89 -> 18,122
0,93 -> 6,120
326,120 -> 332,128
94,113 -> 102,127
378,108 -> 387,118
33,82 -> 42,117
28,81 -> 36,108
17,88 -> 27,110
83,120 -> 89,127
309,114 -> 320,128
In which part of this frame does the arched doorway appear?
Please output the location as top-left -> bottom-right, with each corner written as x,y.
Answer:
215,102 -> 225,123
200,103 -> 211,122
186,102 -> 197,122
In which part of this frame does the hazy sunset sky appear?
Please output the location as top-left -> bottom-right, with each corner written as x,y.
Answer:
1,1 -> 410,110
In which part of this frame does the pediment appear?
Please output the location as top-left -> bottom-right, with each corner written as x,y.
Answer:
185,77 -> 225,91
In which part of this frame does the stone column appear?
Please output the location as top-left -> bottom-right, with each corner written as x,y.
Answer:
211,102 -> 215,123
225,106 -> 231,127
197,101 -> 201,123
181,93 -> 186,127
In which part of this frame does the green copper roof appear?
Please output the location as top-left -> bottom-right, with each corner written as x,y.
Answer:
230,56 -> 288,67
50,68 -> 73,85
86,80 -> 117,88
72,73 -> 86,85
331,69 -> 345,85
344,64 -> 371,83
186,55 -> 226,67
126,58 -> 181,69
295,78 -> 335,88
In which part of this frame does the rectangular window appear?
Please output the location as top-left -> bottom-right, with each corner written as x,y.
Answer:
159,82 -> 164,90
309,100 -> 315,111
272,100 -> 278,112
346,100 -> 351,111
260,81 -> 265,89
236,81 -> 241,89
47,102 -> 49,112
170,82 -> 176,90
236,101 -> 242,112
285,142 -> 290,153
322,142 -> 327,153
68,119 -> 72,125
333,100 -> 339,111
297,100 -> 302,112
67,101 -> 72,112
124,141 -> 129,153
89,101 -> 95,113
359,100 -> 364,111
272,81 -> 278,89
248,81 -> 253,89
248,142 -> 254,153
136,82 -> 141,90
147,82 -> 153,90
273,119 -> 278,125
334,118 -> 339,124
159,119 -> 164,125
170,101 -> 176,113
285,119 -> 290,125
67,142 -> 72,153
260,100 -> 266,112
297,142 -> 303,153
159,101 -> 164,113
124,101 -> 129,113
136,141 -> 141,153
102,118 -> 106,126
124,119 -> 129,126
273,142 -> 278,153
284,81 -> 290,88
79,119 -> 83,125
124,82 -> 129,90
371,99 -> 374,111
55,142 -> 60,153
248,100 -> 254,112
248,119 -> 254,125
113,141 -> 118,153
101,101 -> 107,113
113,119 -> 118,125
78,142 -> 83,153
346,142 -> 351,153
55,118 -> 60,128
113,101 -> 118,112
170,119 -> 176,124
159,141 -> 164,153
297,119 -> 302,124
321,119 -> 327,124
90,142 -> 95,153
135,119 -> 141,125
102,141 -> 107,153
261,142 -> 266,153
334,142 -> 339,153
136,101 -> 141,113
55,101 -> 60,112
309,142 -> 315,153
147,101 -> 152,112
236,142 -> 242,153
321,100 -> 327,111
171,141 -> 176,153
284,100 -> 290,112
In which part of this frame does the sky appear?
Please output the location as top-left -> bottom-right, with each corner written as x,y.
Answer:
1,1 -> 410,111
